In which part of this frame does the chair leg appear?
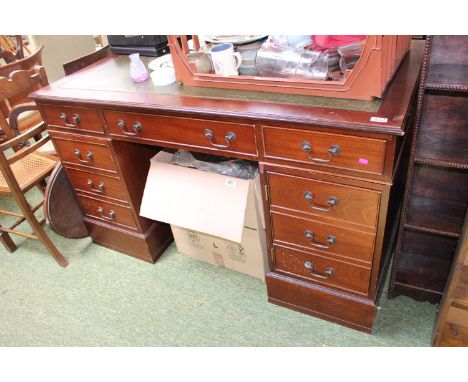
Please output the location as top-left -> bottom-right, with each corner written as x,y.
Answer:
31,221 -> 69,267
11,195 -> 68,267
0,225 -> 17,252
36,180 -> 47,194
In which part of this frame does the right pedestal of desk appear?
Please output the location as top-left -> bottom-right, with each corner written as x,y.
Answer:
260,120 -> 413,333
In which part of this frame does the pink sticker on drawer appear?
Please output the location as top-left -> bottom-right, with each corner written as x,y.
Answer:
359,158 -> 369,165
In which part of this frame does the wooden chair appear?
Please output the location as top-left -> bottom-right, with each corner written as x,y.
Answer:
0,50 -> 16,64
0,60 -> 55,158
0,36 -> 27,62
0,44 -> 42,78
0,46 -> 46,143
0,103 -> 68,267
0,65 -> 47,138
63,45 -> 111,76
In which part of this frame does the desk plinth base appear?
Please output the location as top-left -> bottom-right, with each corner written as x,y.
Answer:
266,272 -> 377,333
84,217 -> 173,263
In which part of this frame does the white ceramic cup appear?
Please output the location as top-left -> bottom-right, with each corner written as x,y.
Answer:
209,43 -> 242,76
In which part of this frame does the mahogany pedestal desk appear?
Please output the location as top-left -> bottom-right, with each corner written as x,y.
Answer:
31,41 -> 423,333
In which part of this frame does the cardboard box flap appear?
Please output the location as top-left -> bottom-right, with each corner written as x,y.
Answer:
140,152 -> 250,243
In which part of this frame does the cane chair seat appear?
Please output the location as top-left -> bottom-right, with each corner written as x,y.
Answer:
0,151 -> 56,194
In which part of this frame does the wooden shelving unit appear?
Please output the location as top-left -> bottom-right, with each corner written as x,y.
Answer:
388,36 -> 468,304
433,213 -> 468,346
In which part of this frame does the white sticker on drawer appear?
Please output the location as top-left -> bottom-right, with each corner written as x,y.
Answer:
370,116 -> 388,123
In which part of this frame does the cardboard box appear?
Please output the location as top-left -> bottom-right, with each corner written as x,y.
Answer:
140,151 -> 269,280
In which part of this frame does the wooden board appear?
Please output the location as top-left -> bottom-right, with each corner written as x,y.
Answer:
44,163 -> 89,239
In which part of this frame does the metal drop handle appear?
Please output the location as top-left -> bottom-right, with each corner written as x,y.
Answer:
87,179 -> 105,193
303,192 -> 339,212
60,112 -> 80,127
301,141 -> 341,163
74,148 -> 93,163
117,119 -> 142,136
97,207 -> 116,221
304,261 -> 335,279
204,128 -> 236,149
304,230 -> 337,249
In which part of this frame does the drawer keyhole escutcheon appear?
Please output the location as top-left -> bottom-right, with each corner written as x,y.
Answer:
304,261 -> 335,279
304,230 -> 337,249
301,141 -> 341,163
60,112 -> 81,127
303,192 -> 339,212
87,179 -> 106,193
97,207 -> 116,221
74,149 -> 94,163
204,128 -> 236,149
117,119 -> 142,136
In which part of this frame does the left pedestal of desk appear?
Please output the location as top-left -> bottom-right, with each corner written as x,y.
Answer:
39,103 -> 173,263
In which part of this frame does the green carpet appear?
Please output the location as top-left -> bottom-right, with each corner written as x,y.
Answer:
0,191 -> 437,346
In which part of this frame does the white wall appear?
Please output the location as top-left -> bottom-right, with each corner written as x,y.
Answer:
29,35 -> 96,82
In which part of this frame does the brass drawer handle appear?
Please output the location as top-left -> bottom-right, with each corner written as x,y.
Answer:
87,179 -> 105,193
74,148 -> 94,163
301,141 -> 341,163
97,207 -> 116,221
60,112 -> 80,128
117,119 -> 142,136
304,230 -> 337,249
204,128 -> 236,149
303,192 -> 339,212
304,261 -> 335,279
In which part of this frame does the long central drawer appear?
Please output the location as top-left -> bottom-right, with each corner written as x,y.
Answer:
103,110 -> 257,157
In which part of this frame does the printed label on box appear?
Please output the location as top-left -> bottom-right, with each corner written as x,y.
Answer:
225,178 -> 237,188
225,242 -> 247,263
212,252 -> 225,267
187,231 -> 203,249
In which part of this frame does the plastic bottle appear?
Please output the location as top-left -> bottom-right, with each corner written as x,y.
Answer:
129,53 -> 149,83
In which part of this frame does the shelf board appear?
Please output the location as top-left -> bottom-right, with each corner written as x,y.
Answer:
406,195 -> 466,237
404,223 -> 460,238
426,64 -> 468,92
393,281 -> 444,296
393,250 -> 453,295
414,157 -> 468,170
390,281 -> 443,304
416,94 -> 468,168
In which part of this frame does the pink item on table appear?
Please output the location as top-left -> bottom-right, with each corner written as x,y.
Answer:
309,35 -> 367,50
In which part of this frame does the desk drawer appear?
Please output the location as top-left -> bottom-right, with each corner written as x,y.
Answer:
42,104 -> 104,134
268,172 -> 381,229
262,126 -> 387,174
52,136 -> 117,173
65,167 -> 128,203
271,211 -> 375,264
103,110 -> 257,157
77,194 -> 138,230
274,245 -> 371,295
